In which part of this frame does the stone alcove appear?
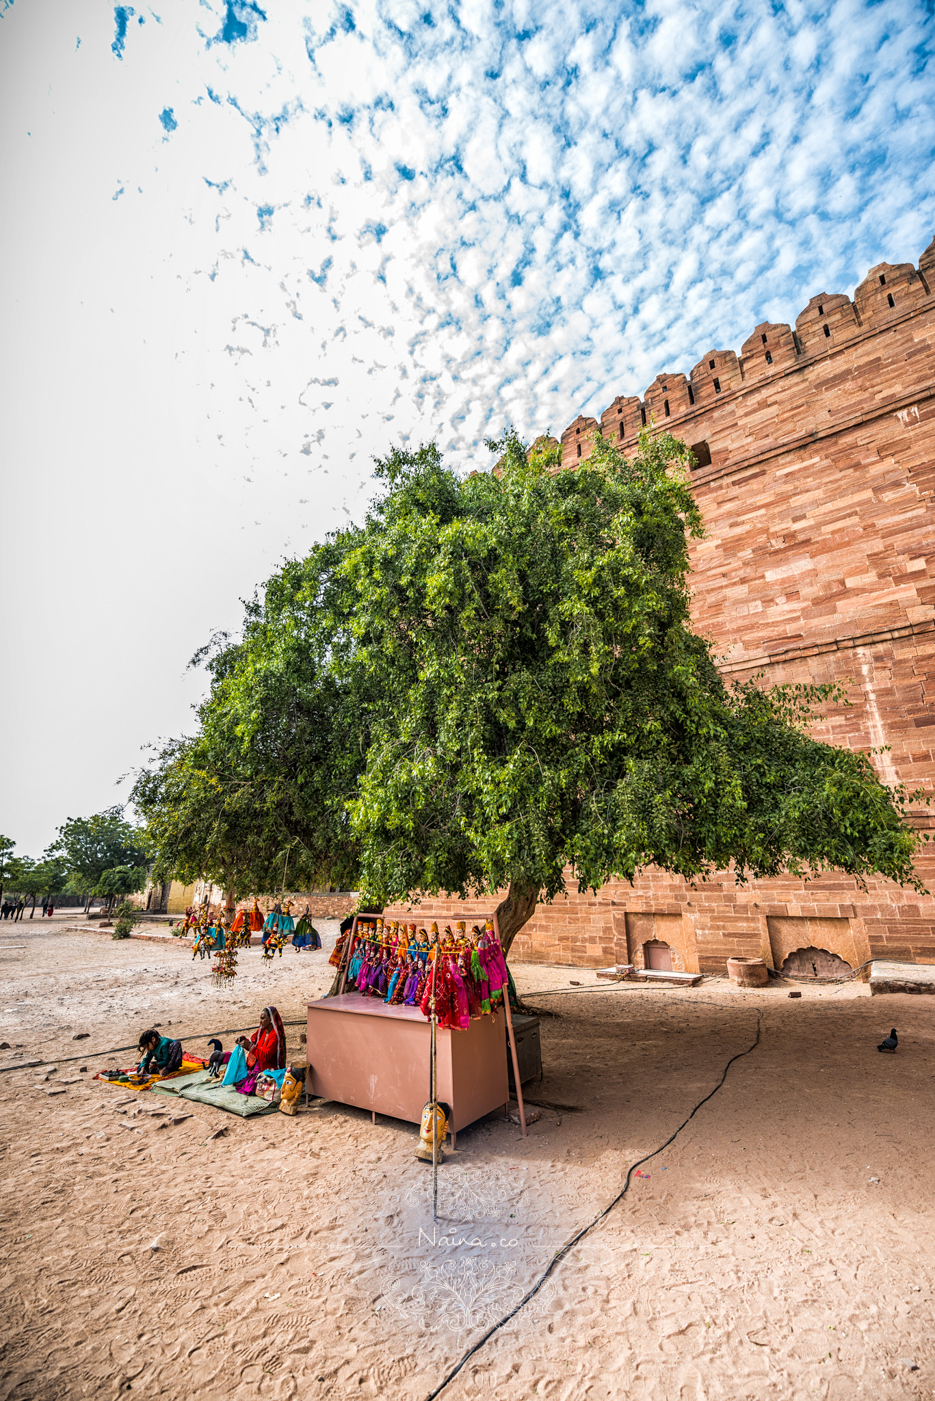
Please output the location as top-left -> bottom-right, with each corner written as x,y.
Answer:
624,911 -> 700,973
767,915 -> 866,979
780,945 -> 853,978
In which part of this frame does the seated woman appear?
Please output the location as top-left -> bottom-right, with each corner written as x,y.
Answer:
137,1029 -> 183,1078
251,1005 -> 286,1071
222,1006 -> 287,1095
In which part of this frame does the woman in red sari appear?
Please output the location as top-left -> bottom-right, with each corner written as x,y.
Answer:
250,1006 -> 286,1072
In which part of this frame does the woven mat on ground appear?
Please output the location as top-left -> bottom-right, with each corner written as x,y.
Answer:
177,1079 -> 278,1117
94,1057 -> 207,1093
151,1069 -> 212,1096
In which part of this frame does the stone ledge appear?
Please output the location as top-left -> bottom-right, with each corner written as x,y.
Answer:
634,968 -> 703,986
595,965 -> 703,986
869,961 -> 935,995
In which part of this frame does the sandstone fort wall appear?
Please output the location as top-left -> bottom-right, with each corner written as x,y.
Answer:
386,238 -> 935,974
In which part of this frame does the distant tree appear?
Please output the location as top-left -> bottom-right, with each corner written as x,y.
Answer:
93,864 -> 149,914
5,854 -> 70,916
0,835 -> 14,906
133,430 -> 926,955
47,808 -> 149,912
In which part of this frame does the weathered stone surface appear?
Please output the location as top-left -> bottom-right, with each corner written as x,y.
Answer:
632,968 -> 702,986
869,961 -> 935,995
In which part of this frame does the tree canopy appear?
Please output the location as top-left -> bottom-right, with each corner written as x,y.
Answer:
0,835 -> 15,902
132,429 -> 925,951
93,865 -> 148,900
4,855 -> 70,902
47,807 -> 149,900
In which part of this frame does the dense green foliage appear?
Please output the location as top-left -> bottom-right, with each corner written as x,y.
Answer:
1,834 -> 71,912
0,835 -> 14,902
132,430 -> 924,949
92,865 -> 149,900
5,855 -> 70,902
47,807 -> 149,898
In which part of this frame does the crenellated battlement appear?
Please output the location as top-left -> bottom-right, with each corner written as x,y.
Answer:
558,236 -> 935,470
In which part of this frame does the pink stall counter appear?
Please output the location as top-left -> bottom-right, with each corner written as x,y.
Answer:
306,992 -> 510,1145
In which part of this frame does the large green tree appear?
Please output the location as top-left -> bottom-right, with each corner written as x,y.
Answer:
93,865 -> 149,914
47,807 -> 149,911
133,430 -> 925,952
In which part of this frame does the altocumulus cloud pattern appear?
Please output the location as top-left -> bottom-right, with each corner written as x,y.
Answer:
30,0 -> 935,488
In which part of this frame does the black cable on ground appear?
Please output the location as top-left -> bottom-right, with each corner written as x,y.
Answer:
424,1007 -> 763,1401
0,1020 -> 309,1073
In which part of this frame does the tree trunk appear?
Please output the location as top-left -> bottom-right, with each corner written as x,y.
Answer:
493,880 -> 541,958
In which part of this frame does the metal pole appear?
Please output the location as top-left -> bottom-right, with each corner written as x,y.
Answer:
430,939 -> 440,1220
279,845 -> 291,903
493,912 -> 527,1138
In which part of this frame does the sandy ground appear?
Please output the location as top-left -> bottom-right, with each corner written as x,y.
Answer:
0,913 -> 933,1401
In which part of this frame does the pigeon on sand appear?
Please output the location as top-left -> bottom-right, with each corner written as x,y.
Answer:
877,1028 -> 898,1053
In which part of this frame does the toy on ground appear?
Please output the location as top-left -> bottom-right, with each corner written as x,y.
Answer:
279,1065 -> 305,1115
206,1038 -> 225,1077
416,1099 -> 450,1162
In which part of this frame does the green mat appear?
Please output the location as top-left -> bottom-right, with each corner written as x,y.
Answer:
151,1069 -> 212,1096
177,1080 -> 278,1118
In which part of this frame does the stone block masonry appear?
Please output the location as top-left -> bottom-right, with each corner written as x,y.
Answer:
387,239 -> 935,975
231,891 -> 359,921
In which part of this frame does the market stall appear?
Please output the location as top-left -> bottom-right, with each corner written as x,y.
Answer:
307,912 -> 527,1145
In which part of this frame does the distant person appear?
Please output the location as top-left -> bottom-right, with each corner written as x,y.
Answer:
45,900 -> 54,918
0,900 -> 10,920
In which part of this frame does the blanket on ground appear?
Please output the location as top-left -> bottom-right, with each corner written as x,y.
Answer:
177,1079 -> 278,1118
95,1057 -> 207,1092
151,1069 -> 212,1096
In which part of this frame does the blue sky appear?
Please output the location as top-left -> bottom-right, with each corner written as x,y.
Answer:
1,0 -> 933,851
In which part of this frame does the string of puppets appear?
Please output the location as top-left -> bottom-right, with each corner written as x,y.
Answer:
330,917 -> 512,1029
181,899 -> 322,987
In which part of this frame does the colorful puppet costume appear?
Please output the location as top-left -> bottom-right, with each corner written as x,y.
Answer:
278,902 -> 295,940
192,927 -> 214,960
292,906 -> 321,950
